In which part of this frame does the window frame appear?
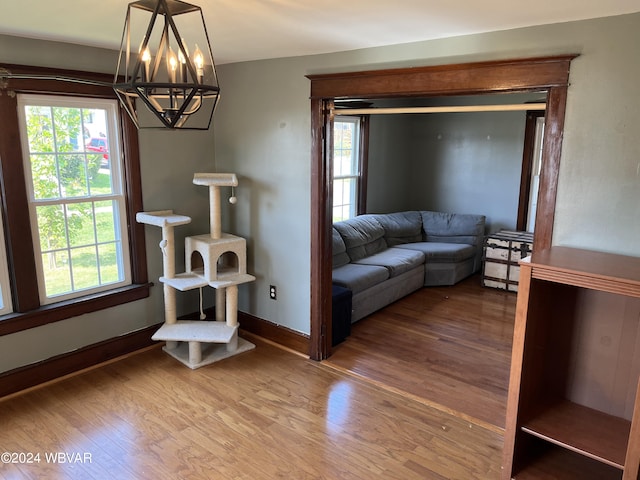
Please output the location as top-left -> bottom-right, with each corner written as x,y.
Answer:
332,115 -> 369,222
0,63 -> 150,336
18,94 -> 132,304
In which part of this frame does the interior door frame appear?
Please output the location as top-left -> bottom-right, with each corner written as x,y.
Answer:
307,55 -> 577,360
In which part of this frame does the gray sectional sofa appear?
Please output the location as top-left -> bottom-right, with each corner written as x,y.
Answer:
332,210 -> 486,322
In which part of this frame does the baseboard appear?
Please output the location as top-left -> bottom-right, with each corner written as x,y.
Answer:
188,307 -> 310,356
0,324 -> 161,399
237,311 -> 309,356
0,311 -> 310,399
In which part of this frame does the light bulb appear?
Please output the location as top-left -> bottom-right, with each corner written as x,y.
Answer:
193,44 -> 204,82
141,47 -> 151,82
167,47 -> 178,83
141,47 -> 151,63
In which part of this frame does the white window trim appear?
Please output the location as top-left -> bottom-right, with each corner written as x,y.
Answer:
17,94 -> 132,304
333,116 -> 362,222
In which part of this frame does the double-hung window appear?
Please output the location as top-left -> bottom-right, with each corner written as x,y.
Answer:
0,63 -> 149,336
332,116 -> 368,222
18,95 -> 131,303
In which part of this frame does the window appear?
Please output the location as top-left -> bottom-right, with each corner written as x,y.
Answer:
17,95 -> 131,303
0,63 -> 149,335
332,116 -> 368,222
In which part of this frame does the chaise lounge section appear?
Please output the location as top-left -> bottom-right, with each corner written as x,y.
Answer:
332,210 -> 485,323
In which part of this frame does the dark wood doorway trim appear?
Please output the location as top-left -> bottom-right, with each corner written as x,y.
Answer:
307,55 -> 577,360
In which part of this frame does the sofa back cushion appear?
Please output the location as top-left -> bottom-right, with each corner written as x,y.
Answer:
374,211 -> 423,246
421,210 -> 486,272
332,227 -> 351,268
333,215 -> 387,262
421,211 -> 486,245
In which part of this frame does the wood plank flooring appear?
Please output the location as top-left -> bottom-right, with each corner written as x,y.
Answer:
325,275 -> 517,431
0,334 -> 504,479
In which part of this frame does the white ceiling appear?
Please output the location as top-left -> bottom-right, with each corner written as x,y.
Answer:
1,0 -> 639,65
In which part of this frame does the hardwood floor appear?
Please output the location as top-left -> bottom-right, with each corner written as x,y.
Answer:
325,275 -> 517,431
0,333 -> 504,479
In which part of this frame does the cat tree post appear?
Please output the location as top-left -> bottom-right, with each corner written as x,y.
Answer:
161,222 -> 177,350
209,182 -> 222,240
160,223 -> 176,324
135,211 -> 193,351
205,176 -> 227,322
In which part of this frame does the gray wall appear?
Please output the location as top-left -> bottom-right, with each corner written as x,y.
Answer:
366,114 -> 415,213
364,94 -> 535,232
0,11 -> 639,370
408,109 -> 526,233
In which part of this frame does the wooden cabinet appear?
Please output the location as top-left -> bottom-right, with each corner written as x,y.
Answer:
502,246 -> 640,479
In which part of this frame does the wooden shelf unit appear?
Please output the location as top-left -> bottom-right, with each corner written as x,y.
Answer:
502,246 -> 640,480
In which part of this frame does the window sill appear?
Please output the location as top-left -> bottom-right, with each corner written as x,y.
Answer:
0,283 -> 153,336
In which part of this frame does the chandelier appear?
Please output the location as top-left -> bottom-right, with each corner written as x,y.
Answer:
113,0 -> 220,129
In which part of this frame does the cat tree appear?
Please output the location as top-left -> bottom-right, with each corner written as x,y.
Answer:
136,173 -> 255,369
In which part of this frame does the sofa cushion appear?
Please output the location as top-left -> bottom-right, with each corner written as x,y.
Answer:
396,242 -> 476,263
333,215 -> 387,262
332,263 -> 390,294
374,211 -> 423,246
332,227 -> 350,268
352,246 -> 425,277
421,211 -> 485,244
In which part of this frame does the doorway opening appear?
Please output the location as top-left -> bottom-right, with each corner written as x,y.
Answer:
307,55 -> 577,360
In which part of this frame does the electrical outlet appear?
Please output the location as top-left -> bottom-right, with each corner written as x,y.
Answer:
269,285 -> 277,300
